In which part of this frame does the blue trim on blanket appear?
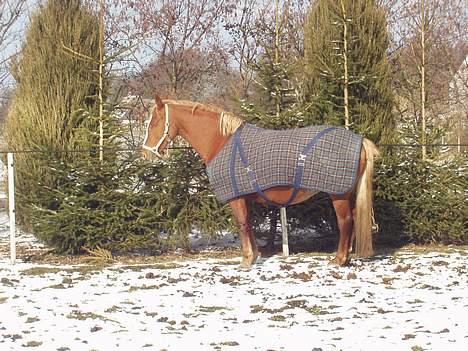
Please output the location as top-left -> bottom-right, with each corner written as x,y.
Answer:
285,126 -> 337,206
230,134 -> 240,198
233,126 -> 282,207
232,125 -> 338,207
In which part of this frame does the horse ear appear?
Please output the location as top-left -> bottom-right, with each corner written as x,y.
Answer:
154,95 -> 164,110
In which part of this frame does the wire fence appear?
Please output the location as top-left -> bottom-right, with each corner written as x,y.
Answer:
0,144 -> 466,154
0,146 -> 191,154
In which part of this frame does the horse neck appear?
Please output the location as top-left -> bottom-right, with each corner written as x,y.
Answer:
172,106 -> 230,163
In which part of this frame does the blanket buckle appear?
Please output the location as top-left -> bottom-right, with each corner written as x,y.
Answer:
298,154 -> 307,167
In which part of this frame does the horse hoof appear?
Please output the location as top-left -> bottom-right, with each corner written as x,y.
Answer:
239,260 -> 253,269
240,254 -> 258,269
329,257 -> 348,267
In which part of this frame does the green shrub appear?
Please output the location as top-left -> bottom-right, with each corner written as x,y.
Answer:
31,148 -> 232,254
375,151 -> 466,244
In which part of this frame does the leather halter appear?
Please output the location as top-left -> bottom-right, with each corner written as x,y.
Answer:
142,104 -> 170,158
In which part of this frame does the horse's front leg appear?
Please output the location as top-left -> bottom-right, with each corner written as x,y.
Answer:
228,198 -> 259,268
330,195 -> 353,266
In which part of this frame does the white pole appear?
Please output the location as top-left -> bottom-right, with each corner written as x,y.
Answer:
280,207 -> 289,257
7,153 -> 16,264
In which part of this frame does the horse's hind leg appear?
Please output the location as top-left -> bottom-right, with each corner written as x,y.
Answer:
330,194 -> 353,266
228,198 -> 259,268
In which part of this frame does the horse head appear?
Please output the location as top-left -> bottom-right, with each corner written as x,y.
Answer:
141,95 -> 178,160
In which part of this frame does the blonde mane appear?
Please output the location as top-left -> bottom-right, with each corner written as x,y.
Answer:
219,111 -> 243,136
161,99 -> 244,136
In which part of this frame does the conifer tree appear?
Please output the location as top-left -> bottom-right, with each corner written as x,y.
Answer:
237,1 -> 334,249
304,0 -> 395,144
241,0 -> 312,129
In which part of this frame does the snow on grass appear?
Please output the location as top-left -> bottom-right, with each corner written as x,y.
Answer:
0,249 -> 467,351
0,211 -> 46,254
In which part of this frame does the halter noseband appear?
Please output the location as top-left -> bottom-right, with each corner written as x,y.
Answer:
143,104 -> 170,158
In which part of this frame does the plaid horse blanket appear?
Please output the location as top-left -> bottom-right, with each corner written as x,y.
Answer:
206,124 -> 363,204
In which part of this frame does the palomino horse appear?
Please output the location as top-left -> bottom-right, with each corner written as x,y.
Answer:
142,95 -> 379,267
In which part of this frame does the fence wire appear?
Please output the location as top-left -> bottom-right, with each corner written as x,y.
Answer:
0,144 -> 466,154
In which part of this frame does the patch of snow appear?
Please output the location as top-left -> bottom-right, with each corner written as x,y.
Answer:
0,211 -> 46,253
189,230 -> 239,250
0,247 -> 466,350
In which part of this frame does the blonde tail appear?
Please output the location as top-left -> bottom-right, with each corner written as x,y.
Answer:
354,138 -> 379,257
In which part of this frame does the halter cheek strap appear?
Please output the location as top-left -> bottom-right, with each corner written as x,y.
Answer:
143,104 -> 170,158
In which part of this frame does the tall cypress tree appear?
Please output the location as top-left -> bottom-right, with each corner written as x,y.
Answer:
5,0 -> 100,227
304,0 -> 394,144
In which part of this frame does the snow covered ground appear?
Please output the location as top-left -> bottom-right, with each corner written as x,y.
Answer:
0,234 -> 467,350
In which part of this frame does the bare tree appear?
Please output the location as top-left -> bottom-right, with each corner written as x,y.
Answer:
114,0 -> 236,99
447,51 -> 468,153
339,0 -> 350,129
0,0 -> 26,94
125,47 -> 228,99
224,0 -> 260,100
226,0 -> 307,105
390,0 -> 467,159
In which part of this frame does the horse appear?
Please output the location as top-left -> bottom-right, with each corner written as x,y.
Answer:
142,95 -> 380,268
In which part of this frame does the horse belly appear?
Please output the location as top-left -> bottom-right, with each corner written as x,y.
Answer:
251,187 -> 318,206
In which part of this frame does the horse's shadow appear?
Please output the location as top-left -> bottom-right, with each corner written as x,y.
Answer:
255,230 -> 406,266
253,196 -> 407,265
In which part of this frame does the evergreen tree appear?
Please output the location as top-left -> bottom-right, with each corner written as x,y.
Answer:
31,133 -> 233,254
240,0 -> 313,129
304,0 -> 395,144
237,1 -> 335,250
5,0 -> 100,227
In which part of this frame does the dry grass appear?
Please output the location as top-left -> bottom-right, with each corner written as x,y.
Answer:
2,240 -> 466,268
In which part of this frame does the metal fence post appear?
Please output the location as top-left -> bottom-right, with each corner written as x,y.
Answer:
7,152 -> 16,264
280,207 -> 289,257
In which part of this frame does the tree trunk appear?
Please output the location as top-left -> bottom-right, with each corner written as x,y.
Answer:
98,0 -> 105,163
420,0 -> 427,160
340,0 -> 350,130
274,0 -> 281,118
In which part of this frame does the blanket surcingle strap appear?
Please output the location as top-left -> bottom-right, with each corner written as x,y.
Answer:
206,124 -> 363,206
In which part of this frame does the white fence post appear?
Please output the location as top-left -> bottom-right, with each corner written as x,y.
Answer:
7,152 -> 16,264
280,207 -> 289,257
